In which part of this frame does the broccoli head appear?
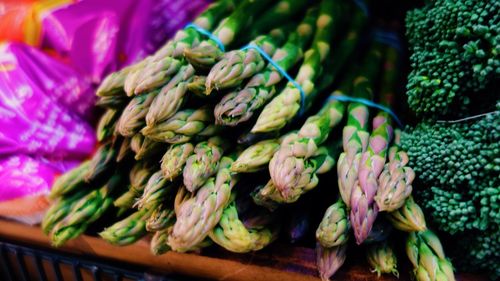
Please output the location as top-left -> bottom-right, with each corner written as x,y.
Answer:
401,111 -> 500,278
405,0 -> 499,117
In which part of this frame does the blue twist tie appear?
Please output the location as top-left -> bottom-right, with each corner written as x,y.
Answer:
241,44 -> 307,116
353,0 -> 369,16
328,95 -> 404,128
185,23 -> 225,52
373,29 -> 403,53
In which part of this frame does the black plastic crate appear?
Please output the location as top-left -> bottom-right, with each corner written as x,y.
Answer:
0,240 -> 180,281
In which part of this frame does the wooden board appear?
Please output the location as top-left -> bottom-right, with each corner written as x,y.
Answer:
0,219 -> 486,281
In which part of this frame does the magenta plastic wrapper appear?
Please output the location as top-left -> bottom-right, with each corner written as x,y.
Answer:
41,0 -> 210,82
0,43 -> 97,158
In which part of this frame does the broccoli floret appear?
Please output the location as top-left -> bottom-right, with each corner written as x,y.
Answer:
405,0 -> 499,117
401,112 -> 500,278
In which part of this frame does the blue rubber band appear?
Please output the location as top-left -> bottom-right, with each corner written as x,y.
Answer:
328,95 -> 404,128
241,44 -> 307,116
353,0 -> 369,16
373,29 -> 403,53
185,23 -> 225,52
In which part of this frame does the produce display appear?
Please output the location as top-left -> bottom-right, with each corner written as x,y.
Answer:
37,0 -> 499,280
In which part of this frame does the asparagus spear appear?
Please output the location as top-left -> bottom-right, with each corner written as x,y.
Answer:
96,109 -> 120,142
183,137 -> 227,193
114,161 -> 156,209
316,243 -> 348,281
350,45 -> 396,244
214,7 -> 318,126
251,0 -> 346,133
316,199 -> 350,248
100,207 -> 153,246
96,60 -> 146,97
145,65 -> 195,128
161,143 -> 195,181
85,142 -> 118,183
366,242 -> 399,277
95,95 -> 130,109
337,45 -> 383,208
135,170 -> 172,210
208,201 -> 277,253
375,129 -> 414,212
231,139 -> 281,173
134,137 -> 168,161
272,143 -> 338,203
406,230 -> 456,281
184,0 -> 273,70
386,196 -> 427,232
116,137 -> 133,162
49,161 -> 90,199
251,180 -> 285,211
141,107 -> 218,144
151,226 -> 174,255
168,157 -> 238,252
205,26 -> 290,94
117,91 -> 158,137
269,70 -> 355,198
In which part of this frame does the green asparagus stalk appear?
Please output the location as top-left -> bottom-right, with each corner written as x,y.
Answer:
387,196 -> 427,232
145,65 -> 195,128
50,174 -> 124,246
205,26 -> 290,94
100,207 -> 153,246
316,243 -> 348,281
183,137 -> 227,192
269,70 -> 354,198
161,143 -> 195,181
42,189 -> 90,235
85,142 -> 117,183
184,0 -> 273,70
375,129 -> 414,212
117,91 -> 158,137
351,45 -> 396,244
231,139 -> 281,173
141,107 -> 218,144
337,45 -> 383,208
97,109 -> 120,142
146,204 -> 176,232
366,242 -> 399,278
135,170 -> 171,210
174,185 -> 194,215
130,134 -> 144,155
114,162 -> 156,209
251,0 -> 345,133
316,199 -> 350,248
168,157 -> 238,252
49,161 -> 90,199
214,7 -> 318,126
406,230 -> 456,281
208,201 -> 277,253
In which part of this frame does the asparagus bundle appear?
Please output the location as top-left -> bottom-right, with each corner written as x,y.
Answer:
214,7 -> 318,126
41,2 -> 460,279
337,45 -> 382,208
251,0 -> 346,133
